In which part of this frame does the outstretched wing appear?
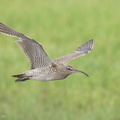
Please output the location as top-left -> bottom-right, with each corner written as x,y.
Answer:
54,40 -> 94,65
0,22 -> 53,69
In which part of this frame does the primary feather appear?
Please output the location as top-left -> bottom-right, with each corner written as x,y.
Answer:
0,22 -> 53,69
54,40 -> 94,65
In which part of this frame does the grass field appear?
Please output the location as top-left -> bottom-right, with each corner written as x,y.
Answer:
0,0 -> 120,120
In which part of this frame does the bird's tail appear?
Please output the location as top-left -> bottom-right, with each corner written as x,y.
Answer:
12,73 -> 29,82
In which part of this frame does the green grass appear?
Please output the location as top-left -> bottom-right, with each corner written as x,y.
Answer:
0,0 -> 120,120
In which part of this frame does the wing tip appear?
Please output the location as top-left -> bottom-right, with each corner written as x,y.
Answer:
89,39 -> 94,49
75,39 -> 94,53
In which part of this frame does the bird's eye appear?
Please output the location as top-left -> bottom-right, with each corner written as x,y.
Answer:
67,67 -> 72,71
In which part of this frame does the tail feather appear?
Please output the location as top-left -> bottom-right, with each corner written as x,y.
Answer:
12,73 -> 29,82
12,73 -> 25,78
15,78 -> 29,82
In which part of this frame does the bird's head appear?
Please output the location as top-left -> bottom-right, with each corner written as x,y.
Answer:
65,65 -> 89,77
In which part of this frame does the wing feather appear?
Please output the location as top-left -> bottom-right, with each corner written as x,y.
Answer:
54,40 -> 94,65
0,22 -> 53,69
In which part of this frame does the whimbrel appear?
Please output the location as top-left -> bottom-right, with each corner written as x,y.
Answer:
0,22 -> 94,82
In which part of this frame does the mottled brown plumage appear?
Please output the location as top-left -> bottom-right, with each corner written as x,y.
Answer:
0,22 -> 94,82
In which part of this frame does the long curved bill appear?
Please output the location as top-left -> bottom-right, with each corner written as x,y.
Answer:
75,70 -> 89,77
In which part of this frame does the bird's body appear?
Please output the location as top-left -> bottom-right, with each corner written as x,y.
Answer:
13,63 -> 77,81
17,64 -> 68,81
0,22 -> 94,82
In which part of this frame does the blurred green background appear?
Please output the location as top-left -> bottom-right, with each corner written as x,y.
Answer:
0,0 -> 120,120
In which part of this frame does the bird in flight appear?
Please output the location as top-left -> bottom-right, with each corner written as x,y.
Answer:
0,22 -> 94,82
